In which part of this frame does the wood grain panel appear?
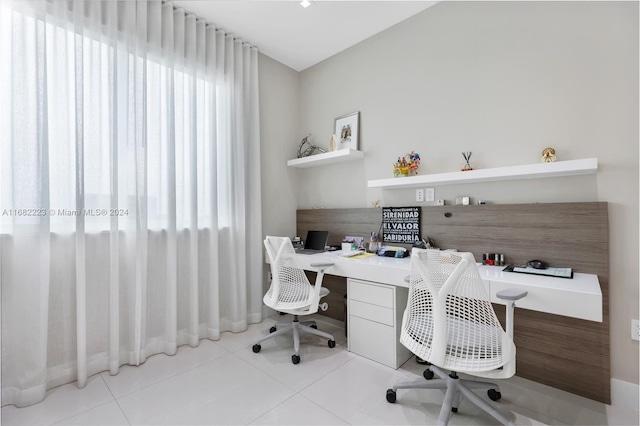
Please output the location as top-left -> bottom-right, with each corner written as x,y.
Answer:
297,208 -> 382,247
297,202 -> 610,403
516,349 -> 608,403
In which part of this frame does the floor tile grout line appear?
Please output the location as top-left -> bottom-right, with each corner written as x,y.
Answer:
240,351 -> 356,426
100,373 -> 134,426
294,349 -> 357,393
234,341 -> 354,396
46,375 -> 121,426
47,401 -> 116,426
101,347 -> 233,400
132,350 -> 299,426
294,390 -> 355,425
115,351 -> 281,426
244,393 -> 299,425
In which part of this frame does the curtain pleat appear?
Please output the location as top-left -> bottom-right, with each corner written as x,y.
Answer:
0,0 -> 263,408
106,0 -> 121,376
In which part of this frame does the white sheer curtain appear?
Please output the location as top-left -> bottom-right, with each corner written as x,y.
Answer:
0,0 -> 263,408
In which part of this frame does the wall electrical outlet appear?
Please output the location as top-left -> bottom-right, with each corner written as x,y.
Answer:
416,188 -> 424,202
632,319 -> 640,341
425,187 -> 435,202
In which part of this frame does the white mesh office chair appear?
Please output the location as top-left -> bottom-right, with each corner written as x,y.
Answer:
386,249 -> 527,426
253,236 -> 336,364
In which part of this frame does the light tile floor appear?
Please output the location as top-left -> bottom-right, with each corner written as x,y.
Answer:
2,315 -> 639,426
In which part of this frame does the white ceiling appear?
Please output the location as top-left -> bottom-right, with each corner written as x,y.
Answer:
172,1 -> 437,71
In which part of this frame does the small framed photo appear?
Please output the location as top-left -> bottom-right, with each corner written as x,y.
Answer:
334,111 -> 359,151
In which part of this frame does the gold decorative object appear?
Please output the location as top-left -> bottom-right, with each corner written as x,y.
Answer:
371,200 -> 380,208
393,151 -> 421,177
541,147 -> 557,163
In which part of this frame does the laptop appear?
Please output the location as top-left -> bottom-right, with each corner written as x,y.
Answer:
296,230 -> 329,254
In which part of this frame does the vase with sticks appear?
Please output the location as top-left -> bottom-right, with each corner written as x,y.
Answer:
461,152 -> 472,171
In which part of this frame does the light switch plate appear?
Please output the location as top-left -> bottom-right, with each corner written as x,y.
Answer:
425,187 -> 435,202
416,189 -> 424,202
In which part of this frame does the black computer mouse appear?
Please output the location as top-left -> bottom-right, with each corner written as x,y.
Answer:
527,260 -> 549,269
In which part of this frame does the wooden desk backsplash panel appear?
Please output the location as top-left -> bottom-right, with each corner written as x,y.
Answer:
297,202 -> 610,403
297,208 -> 383,247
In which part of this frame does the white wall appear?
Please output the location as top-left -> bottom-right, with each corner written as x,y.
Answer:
259,53 -> 300,240
258,53 -> 300,299
291,2 -> 638,387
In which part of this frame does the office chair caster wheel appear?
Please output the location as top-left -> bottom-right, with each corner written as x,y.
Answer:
252,344 -> 261,353
423,369 -> 434,380
310,324 -> 318,329
292,354 -> 300,364
328,340 -> 336,348
386,389 -> 396,403
319,302 -> 328,311
488,389 -> 502,401
269,326 -> 277,333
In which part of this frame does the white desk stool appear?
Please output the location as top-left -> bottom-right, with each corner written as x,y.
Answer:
253,236 -> 336,364
386,249 -> 527,426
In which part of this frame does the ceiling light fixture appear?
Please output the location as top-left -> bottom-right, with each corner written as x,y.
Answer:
300,0 -> 311,8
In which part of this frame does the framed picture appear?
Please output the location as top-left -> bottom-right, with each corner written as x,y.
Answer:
334,111 -> 359,151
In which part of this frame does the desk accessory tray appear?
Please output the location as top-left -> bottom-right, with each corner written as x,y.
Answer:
503,265 -> 573,279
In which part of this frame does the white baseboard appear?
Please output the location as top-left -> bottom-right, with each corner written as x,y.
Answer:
611,378 -> 639,411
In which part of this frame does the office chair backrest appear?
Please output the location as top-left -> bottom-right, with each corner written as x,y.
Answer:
401,249 -> 515,377
264,236 -> 313,308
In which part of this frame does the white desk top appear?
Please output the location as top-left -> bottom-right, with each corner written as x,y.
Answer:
291,250 -> 602,322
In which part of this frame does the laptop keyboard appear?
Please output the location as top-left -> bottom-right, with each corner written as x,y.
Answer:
296,248 -> 325,254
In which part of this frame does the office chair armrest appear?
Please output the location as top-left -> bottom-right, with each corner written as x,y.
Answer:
497,288 -> 527,339
496,288 -> 528,301
309,263 -> 334,311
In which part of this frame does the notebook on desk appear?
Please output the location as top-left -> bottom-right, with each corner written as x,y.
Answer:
296,230 -> 329,254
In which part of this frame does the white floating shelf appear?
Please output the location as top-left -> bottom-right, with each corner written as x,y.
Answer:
368,158 -> 598,189
287,149 -> 364,168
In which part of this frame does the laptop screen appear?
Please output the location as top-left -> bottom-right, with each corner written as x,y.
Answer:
304,230 -> 329,251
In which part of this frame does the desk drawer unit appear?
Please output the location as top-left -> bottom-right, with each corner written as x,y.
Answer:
347,278 -> 412,369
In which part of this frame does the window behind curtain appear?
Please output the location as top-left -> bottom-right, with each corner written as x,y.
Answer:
1,3 -> 227,234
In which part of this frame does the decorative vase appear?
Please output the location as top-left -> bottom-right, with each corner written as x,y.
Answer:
328,134 -> 337,152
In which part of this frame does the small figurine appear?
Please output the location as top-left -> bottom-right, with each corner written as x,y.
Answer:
393,151 -> 421,177
541,147 -> 557,163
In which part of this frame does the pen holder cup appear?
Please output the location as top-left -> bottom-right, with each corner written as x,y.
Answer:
367,242 -> 380,253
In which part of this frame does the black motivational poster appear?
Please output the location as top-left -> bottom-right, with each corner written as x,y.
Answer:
382,207 -> 421,244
